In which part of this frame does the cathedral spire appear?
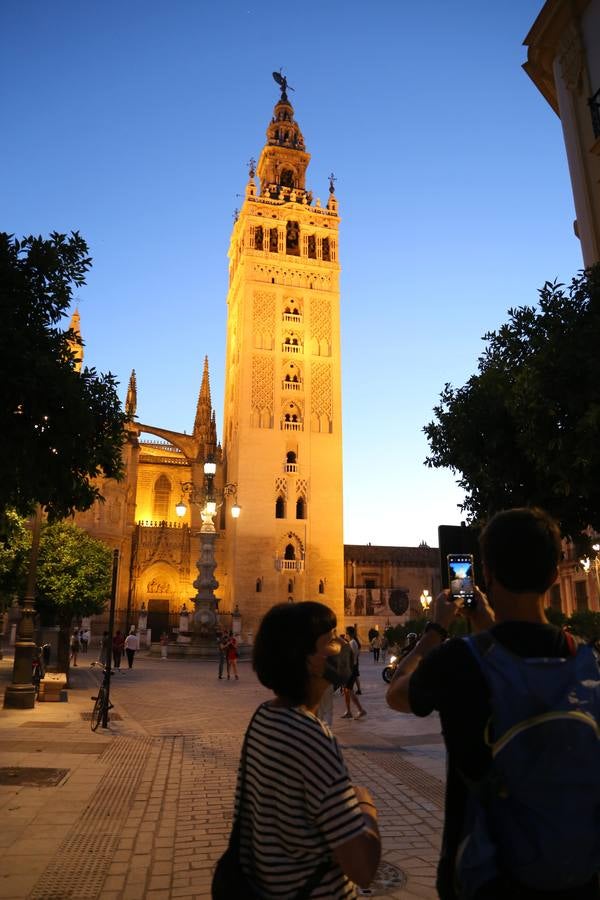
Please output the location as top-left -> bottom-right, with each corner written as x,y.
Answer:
194,356 -> 213,439
125,369 -> 137,418
67,307 -> 83,372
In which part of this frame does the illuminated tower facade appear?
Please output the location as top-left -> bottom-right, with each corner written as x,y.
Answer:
221,81 -> 344,633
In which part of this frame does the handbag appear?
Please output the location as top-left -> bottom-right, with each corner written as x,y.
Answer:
212,704 -> 331,899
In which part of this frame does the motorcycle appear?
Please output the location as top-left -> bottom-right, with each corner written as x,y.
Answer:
381,655 -> 398,683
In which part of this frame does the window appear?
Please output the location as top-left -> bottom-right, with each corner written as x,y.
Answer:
256,578 -> 262,593
575,580 -> 588,612
152,475 -> 171,520
322,237 -> 330,261
288,579 -> 294,593
318,579 -> 325,594
275,496 -> 286,519
255,225 -> 263,250
284,543 -> 295,560
296,496 -> 306,519
364,578 -> 377,589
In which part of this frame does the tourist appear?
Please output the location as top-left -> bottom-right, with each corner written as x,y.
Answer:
124,629 -> 139,669
226,631 -> 239,680
341,627 -> 366,719
69,631 -> 80,667
229,601 -> 381,895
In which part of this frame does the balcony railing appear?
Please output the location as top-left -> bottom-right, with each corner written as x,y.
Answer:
275,559 -> 305,572
285,463 -> 298,473
282,421 -> 303,431
282,343 -> 301,354
589,88 -> 600,139
283,313 -> 302,323
282,380 -> 301,391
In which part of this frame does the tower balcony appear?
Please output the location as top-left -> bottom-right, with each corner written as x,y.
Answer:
284,462 -> 298,474
283,313 -> 302,324
275,559 -> 305,572
282,343 -> 302,354
282,380 -> 302,391
281,421 -> 303,431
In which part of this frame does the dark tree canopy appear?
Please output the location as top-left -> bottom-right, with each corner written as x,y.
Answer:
424,266 -> 600,545
0,232 -> 127,521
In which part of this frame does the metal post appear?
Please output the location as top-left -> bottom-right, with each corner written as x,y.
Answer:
4,506 -> 42,709
102,549 -> 119,729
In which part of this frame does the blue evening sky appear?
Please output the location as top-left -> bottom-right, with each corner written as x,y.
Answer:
2,1 -> 583,547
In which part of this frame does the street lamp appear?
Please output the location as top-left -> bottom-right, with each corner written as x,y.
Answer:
175,459 -> 240,639
420,589 -> 432,615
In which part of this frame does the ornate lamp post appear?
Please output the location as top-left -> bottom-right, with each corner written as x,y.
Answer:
175,459 -> 239,639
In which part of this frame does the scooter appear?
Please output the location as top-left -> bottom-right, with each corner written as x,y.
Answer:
381,655 -> 398,683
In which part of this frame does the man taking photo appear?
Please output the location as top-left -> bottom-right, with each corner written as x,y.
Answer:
386,507 -> 600,900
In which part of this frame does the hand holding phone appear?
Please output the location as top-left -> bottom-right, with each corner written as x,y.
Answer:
447,554 -> 476,610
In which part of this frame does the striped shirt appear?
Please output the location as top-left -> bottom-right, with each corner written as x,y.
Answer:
236,702 -> 366,898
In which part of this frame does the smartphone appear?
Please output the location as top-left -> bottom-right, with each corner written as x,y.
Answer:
447,554 -> 476,609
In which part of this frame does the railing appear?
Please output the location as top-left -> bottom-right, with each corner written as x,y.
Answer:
275,559 -> 305,572
282,343 -> 301,354
282,381 -> 301,391
283,313 -> 302,323
282,421 -> 302,431
285,463 -> 298,473
136,520 -> 186,529
589,88 -> 600,139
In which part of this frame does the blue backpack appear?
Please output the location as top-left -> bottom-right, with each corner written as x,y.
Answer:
456,631 -> 600,898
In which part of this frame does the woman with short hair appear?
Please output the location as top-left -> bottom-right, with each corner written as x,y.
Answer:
234,601 -> 381,898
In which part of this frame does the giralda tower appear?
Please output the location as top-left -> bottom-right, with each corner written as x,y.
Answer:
221,77 -> 344,633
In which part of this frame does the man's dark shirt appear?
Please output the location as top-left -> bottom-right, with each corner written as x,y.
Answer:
408,622 -> 600,900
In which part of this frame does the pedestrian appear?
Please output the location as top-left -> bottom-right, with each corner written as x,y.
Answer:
80,628 -> 89,654
69,631 -> 80,666
370,633 -> 381,663
98,631 -> 109,667
386,507 -> 600,900
353,630 -> 363,694
124,629 -> 139,669
217,631 -> 228,679
112,630 -> 124,670
218,601 -> 380,896
160,631 -> 169,659
226,631 -> 239,680
341,628 -> 366,719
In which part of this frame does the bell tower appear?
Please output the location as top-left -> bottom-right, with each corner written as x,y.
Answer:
221,77 -> 344,633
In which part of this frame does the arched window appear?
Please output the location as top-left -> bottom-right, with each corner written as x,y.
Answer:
153,475 -> 171,520
255,225 -> 264,250
288,579 -> 294,593
296,497 -> 306,519
256,578 -> 262,593
281,169 -> 294,188
286,451 -> 297,464
318,579 -> 325,594
322,237 -> 330,261
284,543 -> 295,560
275,497 -> 286,519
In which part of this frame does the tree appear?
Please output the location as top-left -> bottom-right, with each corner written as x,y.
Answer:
424,266 -> 600,547
0,231 -> 127,523
0,510 -> 30,609
36,522 -> 112,673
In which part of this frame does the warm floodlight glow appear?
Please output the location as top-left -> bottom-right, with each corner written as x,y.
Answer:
205,500 -> 217,516
231,503 -> 241,519
420,589 -> 431,611
204,460 -> 217,476
175,499 -> 187,517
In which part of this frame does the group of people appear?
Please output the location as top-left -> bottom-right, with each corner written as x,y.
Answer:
217,631 -> 239,680
219,507 -> 600,900
96,628 -> 139,670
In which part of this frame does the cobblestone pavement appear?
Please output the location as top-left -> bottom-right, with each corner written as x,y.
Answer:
0,651 -> 445,900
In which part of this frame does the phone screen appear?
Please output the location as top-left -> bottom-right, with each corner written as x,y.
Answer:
447,554 -> 476,607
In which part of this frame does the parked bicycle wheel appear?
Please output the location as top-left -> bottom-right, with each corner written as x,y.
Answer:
90,687 -> 106,731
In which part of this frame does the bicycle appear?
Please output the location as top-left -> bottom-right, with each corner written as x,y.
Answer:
90,665 -> 114,731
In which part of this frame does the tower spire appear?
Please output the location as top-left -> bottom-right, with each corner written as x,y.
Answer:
256,76 -> 310,197
125,369 -> 137,417
67,307 -> 83,372
194,356 -> 213,442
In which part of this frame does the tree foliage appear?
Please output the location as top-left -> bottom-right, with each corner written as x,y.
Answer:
0,231 -> 127,522
424,266 -> 600,545
0,510 -> 31,607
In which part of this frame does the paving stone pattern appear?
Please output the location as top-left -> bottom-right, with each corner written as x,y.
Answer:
0,654 -> 446,899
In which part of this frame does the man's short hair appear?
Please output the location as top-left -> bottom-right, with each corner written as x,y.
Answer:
253,601 -> 336,705
346,625 -> 356,638
479,507 -> 562,594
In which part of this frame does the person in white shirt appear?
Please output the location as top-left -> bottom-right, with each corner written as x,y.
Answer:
124,630 -> 139,669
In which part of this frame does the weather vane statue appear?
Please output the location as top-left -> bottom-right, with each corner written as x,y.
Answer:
272,69 -> 294,102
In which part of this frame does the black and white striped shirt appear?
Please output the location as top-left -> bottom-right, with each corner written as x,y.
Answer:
237,703 -> 366,898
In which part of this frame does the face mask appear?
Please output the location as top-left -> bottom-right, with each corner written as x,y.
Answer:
323,651 -> 346,688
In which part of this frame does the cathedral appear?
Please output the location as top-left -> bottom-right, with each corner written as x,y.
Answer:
75,79 -> 347,641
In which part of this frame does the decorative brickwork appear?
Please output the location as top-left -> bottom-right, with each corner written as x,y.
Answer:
310,297 -> 332,355
275,477 -> 288,497
251,355 -> 274,425
311,362 -> 333,417
253,290 -> 275,348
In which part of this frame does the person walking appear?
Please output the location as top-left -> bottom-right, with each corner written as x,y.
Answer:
124,629 -> 139,669
341,628 -> 366,719
386,507 -> 600,900
80,628 -> 90,654
219,601 -> 380,896
98,631 -> 109,667
112,630 -> 124,671
160,631 -> 169,659
217,631 -> 228,679
69,631 -> 80,667
370,633 -> 381,663
226,631 -> 239,680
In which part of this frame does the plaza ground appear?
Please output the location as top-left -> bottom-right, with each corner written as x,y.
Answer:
0,650 -> 445,899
